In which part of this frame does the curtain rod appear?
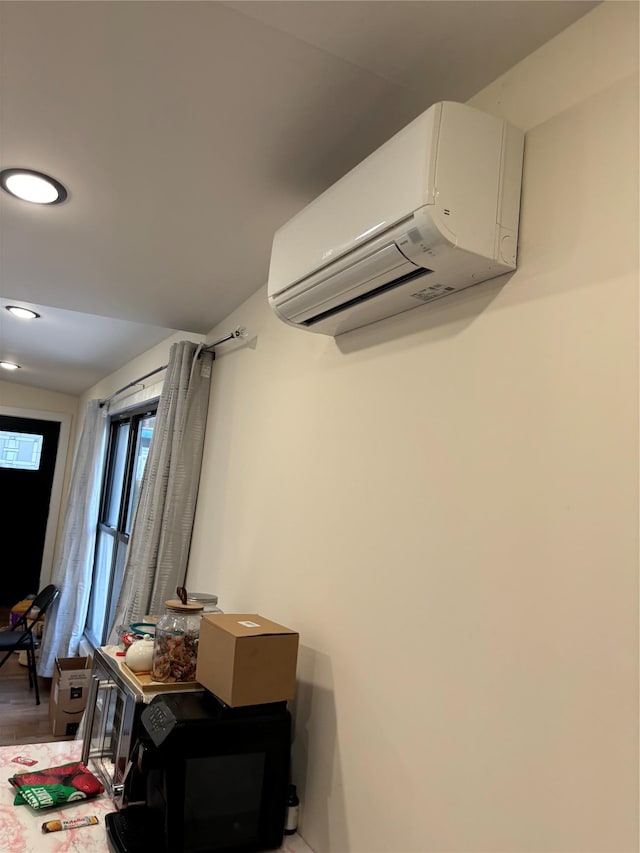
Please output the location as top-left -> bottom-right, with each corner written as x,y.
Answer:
100,326 -> 248,406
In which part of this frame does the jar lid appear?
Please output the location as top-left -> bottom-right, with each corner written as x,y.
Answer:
164,599 -> 204,613
187,593 -> 218,605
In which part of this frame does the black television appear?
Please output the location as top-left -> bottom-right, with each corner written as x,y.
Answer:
105,691 -> 291,853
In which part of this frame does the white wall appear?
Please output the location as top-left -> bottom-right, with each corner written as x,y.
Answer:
186,3 -> 639,851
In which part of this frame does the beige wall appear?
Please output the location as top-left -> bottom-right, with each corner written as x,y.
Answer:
0,379 -> 79,420
187,3 -> 639,851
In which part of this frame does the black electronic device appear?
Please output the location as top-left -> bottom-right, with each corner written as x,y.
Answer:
105,691 -> 291,853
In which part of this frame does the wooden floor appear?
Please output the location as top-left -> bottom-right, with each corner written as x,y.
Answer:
0,607 -> 74,747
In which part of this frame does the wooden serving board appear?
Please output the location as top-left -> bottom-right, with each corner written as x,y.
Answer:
119,661 -> 201,692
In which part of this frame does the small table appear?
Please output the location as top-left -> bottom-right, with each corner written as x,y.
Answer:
0,741 -> 312,852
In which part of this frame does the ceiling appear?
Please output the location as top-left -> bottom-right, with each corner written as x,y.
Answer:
0,0 -> 598,395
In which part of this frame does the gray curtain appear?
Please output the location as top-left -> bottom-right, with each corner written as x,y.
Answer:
38,400 -> 108,676
109,341 -> 213,635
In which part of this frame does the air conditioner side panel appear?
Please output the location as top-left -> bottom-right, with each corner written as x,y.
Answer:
431,101 -> 506,259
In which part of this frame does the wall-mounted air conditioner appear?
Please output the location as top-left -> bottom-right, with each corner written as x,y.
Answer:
267,101 -> 524,336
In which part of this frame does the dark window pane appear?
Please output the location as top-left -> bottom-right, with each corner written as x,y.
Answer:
125,415 -> 155,532
105,423 -> 130,527
85,530 -> 115,646
106,538 -> 130,634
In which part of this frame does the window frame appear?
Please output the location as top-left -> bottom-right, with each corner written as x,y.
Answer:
84,402 -> 157,648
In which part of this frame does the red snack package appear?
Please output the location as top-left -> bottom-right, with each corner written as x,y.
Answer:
71,773 -> 103,795
12,756 -> 38,767
12,774 -> 53,787
39,762 -> 84,777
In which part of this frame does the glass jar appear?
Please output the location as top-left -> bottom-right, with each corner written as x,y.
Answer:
186,592 -> 223,615
151,599 -> 204,683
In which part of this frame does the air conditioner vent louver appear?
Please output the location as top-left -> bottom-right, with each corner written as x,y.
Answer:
303,266 -> 430,326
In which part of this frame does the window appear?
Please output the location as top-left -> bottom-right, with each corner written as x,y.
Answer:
0,430 -> 43,470
85,405 -> 156,647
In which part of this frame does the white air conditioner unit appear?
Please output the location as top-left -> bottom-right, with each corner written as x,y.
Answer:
267,101 -> 524,336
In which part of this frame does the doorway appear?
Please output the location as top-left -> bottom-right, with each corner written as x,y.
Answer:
0,411 -> 70,607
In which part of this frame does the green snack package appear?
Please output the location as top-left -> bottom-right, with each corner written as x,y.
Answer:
14,784 -> 84,809
8,761 -> 104,811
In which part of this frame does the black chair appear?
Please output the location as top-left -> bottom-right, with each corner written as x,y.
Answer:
0,584 -> 60,705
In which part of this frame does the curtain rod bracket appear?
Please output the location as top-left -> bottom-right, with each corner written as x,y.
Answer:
202,326 -> 249,353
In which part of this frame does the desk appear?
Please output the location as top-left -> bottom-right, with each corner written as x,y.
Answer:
0,741 -> 312,852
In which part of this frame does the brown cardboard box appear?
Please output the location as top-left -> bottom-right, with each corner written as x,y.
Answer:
10,598 -> 34,628
196,614 -> 299,707
49,656 -> 92,737
10,598 -> 46,636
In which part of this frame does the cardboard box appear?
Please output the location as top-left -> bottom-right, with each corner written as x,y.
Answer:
10,598 -> 33,627
49,656 -> 92,738
9,599 -> 46,639
196,614 -> 299,707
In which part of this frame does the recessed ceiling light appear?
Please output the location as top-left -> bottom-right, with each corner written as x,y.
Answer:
0,168 -> 67,204
6,305 -> 40,320
0,361 -> 21,371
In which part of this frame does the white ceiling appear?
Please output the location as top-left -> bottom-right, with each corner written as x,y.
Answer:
0,0 -> 598,395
